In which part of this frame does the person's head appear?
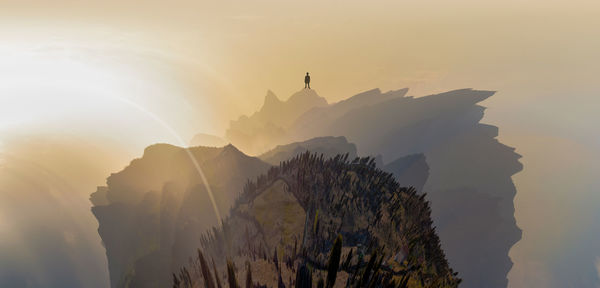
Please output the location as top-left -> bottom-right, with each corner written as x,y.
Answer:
306,72 -> 309,75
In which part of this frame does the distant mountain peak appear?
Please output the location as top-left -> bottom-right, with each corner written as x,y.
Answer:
263,90 -> 282,107
262,88 -> 327,107
221,143 -> 242,154
286,89 -> 328,109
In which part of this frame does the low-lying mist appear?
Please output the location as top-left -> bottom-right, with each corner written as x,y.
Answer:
0,133 -> 133,287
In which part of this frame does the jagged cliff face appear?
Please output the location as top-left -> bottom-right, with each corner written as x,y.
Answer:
91,144 -> 270,288
226,88 -> 522,288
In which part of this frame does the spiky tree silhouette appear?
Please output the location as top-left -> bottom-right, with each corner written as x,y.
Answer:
227,260 -> 239,288
245,261 -> 253,288
213,258 -> 223,288
326,234 -> 342,288
198,249 -> 216,288
295,263 -> 312,288
175,153 -> 461,288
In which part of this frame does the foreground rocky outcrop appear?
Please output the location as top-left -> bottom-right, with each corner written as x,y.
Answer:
176,152 -> 459,287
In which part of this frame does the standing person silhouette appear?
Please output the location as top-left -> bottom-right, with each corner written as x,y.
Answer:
304,72 -> 311,89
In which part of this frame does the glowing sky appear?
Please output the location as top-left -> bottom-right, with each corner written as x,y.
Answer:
0,1 -> 599,287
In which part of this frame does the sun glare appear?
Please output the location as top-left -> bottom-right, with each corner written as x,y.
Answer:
0,40 -> 203,151
0,38 -> 226,230
0,42 -> 128,128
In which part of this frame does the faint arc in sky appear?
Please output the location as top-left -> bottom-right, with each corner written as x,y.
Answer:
111,96 -> 223,223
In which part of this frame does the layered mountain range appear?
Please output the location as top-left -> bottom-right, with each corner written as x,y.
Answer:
92,87 -> 522,288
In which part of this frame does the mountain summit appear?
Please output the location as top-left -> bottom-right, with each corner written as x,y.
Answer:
259,89 -> 327,128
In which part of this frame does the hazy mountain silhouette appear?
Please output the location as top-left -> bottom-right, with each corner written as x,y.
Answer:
226,88 -> 522,288
226,89 -> 328,155
258,136 -> 357,165
91,144 -> 270,287
383,154 -> 430,193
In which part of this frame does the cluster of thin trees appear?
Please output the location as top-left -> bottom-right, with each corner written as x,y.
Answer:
175,152 -> 461,287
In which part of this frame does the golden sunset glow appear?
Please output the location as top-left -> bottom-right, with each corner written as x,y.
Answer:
0,1 -> 599,287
